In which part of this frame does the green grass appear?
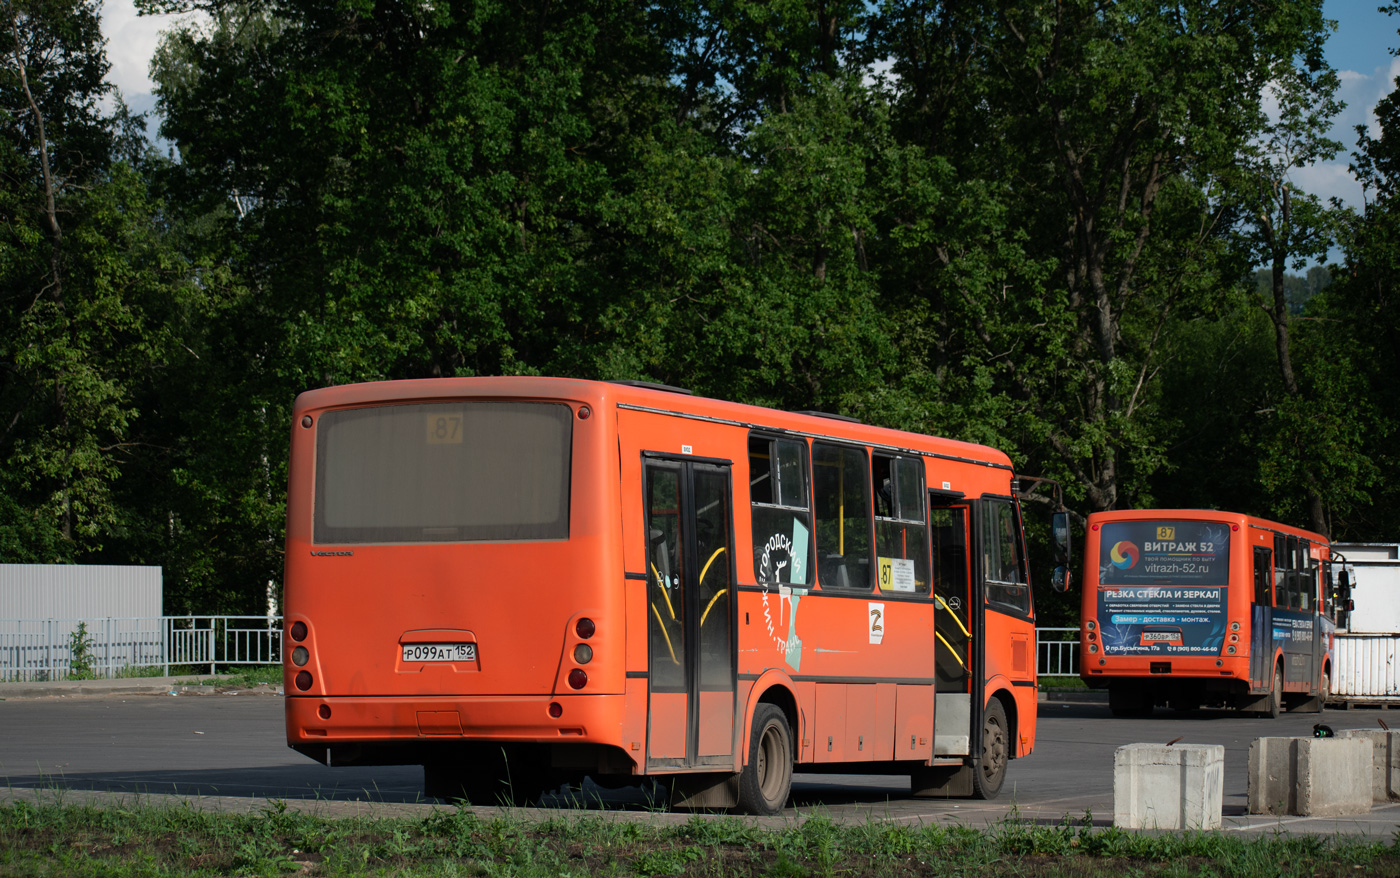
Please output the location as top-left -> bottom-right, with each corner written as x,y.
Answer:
1,800 -> 1398,877
1037,676 -> 1089,689
174,665 -> 283,688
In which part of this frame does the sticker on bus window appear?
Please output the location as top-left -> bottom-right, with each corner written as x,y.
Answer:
791,520 -> 809,584
878,557 -> 916,593
425,413 -> 464,445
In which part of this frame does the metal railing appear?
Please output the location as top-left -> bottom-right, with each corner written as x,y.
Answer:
0,616 -> 282,682
3,616 -> 1077,681
1036,627 -> 1079,677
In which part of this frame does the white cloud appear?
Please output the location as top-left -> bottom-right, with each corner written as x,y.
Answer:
101,0 -> 203,99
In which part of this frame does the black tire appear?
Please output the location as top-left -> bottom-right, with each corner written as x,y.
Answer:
971,698 -> 1009,800
1266,664 -> 1283,719
737,704 -> 793,815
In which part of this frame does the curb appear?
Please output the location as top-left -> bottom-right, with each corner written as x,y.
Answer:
1039,689 -> 1109,703
0,676 -> 283,700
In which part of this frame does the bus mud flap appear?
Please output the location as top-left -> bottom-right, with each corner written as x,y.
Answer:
910,763 -> 973,798
670,772 -> 740,810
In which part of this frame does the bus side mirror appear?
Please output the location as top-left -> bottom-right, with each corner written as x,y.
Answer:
1339,570 -> 1352,592
1051,565 -> 1072,593
1051,511 -> 1072,566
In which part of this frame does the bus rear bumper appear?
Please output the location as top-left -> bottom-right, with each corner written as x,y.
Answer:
286,693 -> 627,748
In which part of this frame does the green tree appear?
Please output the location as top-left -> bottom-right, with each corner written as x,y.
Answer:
0,0 -> 187,561
873,1 -> 1342,520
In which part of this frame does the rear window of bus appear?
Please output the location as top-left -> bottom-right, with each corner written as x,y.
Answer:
313,401 -> 572,543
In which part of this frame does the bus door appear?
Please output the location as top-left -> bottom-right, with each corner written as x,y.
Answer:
1250,546 -> 1274,690
930,498 -> 973,754
643,457 -> 737,771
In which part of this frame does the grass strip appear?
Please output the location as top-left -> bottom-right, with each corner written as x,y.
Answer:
2,800 -> 1399,877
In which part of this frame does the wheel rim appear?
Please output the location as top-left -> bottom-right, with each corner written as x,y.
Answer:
982,715 -> 1007,785
757,721 -> 788,804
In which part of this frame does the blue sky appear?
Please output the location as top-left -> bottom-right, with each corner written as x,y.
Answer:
102,1 -> 1400,208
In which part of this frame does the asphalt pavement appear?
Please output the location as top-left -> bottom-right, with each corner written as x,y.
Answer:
3,677 -> 1400,838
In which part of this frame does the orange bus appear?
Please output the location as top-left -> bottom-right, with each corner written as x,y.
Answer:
1078,509 -> 1338,717
283,377 -> 1065,812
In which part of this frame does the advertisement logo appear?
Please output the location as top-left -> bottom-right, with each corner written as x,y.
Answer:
1110,541 -> 1139,570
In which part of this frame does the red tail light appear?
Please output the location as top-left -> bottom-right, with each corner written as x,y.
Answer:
568,669 -> 587,689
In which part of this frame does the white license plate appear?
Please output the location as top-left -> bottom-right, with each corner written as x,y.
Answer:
1141,632 -> 1179,642
402,643 -> 477,663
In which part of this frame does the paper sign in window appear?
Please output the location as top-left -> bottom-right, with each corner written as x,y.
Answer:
879,557 -> 917,593
425,413 -> 464,445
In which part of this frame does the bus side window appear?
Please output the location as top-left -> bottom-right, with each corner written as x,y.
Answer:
1253,547 -> 1273,606
982,499 -> 1030,615
748,436 -> 812,586
813,442 -> 873,589
1274,535 -> 1288,609
873,455 -> 931,595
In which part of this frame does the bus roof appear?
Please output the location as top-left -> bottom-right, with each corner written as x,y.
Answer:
293,376 -> 1015,470
1086,508 -> 1328,545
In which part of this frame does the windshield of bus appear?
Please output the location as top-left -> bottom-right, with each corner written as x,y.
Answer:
313,401 -> 572,543
1095,519 -> 1231,656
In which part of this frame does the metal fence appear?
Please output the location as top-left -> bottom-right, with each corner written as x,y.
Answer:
1036,627 -> 1079,677
3,616 -> 1075,682
0,616 -> 282,682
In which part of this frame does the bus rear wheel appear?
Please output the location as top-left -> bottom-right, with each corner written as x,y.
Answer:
737,704 -> 793,815
971,698 -> 1008,800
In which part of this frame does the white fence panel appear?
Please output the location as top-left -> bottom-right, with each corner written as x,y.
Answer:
1037,627 -> 1079,677
0,616 -> 282,681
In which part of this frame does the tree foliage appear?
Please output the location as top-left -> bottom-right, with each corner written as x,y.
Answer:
4,0 -> 1397,613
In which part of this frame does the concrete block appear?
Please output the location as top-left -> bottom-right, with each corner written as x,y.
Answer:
1338,729 -> 1400,802
1113,743 -> 1224,830
1248,736 -> 1372,816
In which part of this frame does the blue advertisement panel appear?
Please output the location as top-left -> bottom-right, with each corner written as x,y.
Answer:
1096,520 -> 1231,656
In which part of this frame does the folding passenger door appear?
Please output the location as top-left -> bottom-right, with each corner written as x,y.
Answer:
643,456 -> 737,770
1250,545 -> 1275,691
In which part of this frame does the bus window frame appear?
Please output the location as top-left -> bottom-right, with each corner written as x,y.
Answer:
979,494 -> 1033,621
872,452 -> 933,597
747,432 -> 815,588
810,439 -> 876,592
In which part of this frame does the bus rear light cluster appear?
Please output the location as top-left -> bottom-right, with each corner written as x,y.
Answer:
288,621 -> 312,690
564,617 -> 596,689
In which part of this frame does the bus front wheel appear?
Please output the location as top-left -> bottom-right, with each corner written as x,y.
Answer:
971,698 -> 1008,800
737,704 -> 793,815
